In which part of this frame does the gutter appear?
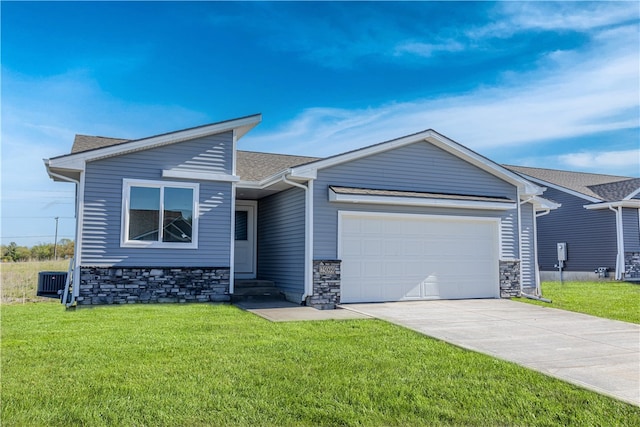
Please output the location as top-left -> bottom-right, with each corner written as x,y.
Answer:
281,175 -> 315,303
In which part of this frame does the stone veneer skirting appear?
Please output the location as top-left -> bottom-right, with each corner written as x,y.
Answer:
625,252 -> 640,279
499,260 -> 521,298
77,267 -> 230,305
308,260 -> 341,310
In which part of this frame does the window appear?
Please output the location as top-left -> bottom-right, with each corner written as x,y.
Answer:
122,179 -> 199,248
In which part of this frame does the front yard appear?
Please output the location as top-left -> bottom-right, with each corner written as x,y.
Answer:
517,281 -> 640,324
2,302 -> 639,426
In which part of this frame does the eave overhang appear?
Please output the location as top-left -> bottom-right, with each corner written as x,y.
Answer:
584,200 -> 640,210
44,114 -> 262,174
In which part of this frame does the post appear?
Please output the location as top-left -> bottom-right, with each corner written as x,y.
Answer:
53,217 -> 59,260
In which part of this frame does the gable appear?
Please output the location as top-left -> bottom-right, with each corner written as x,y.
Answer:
292,130 -> 540,196
316,141 -> 517,199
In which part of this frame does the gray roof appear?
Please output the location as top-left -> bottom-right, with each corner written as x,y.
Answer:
236,151 -> 321,181
505,165 -> 639,201
72,135 -> 128,153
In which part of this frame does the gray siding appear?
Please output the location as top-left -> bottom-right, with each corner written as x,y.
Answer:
622,208 -> 640,252
257,187 -> 305,298
535,186 -> 617,271
312,141 -> 520,260
520,202 -> 536,290
80,132 -> 234,267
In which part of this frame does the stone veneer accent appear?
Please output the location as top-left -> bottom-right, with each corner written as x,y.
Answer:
77,267 -> 230,305
625,252 -> 640,280
308,260 -> 341,310
499,260 -> 521,298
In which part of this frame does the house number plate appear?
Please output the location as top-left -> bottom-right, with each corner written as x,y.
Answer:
318,265 -> 336,275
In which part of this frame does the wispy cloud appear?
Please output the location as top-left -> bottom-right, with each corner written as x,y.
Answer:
245,19 -> 638,163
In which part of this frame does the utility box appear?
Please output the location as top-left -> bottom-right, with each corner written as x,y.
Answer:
37,272 -> 67,298
595,267 -> 609,278
557,242 -> 567,262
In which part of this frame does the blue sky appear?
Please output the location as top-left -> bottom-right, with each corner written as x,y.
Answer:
1,1 -> 639,247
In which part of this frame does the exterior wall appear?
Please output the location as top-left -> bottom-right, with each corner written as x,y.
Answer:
535,186 -> 617,272
312,141 -> 520,260
622,208 -> 640,252
80,132 -> 234,267
77,267 -> 230,305
308,260 -> 341,309
256,187 -> 306,300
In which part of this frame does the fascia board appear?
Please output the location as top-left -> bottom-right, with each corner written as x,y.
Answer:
289,131 -> 434,177
50,114 -> 262,165
517,173 -> 602,203
623,187 -> 640,200
329,189 -> 517,210
584,200 -> 640,210
425,134 -> 543,196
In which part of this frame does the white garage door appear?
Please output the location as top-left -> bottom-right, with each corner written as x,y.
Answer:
339,212 -> 500,303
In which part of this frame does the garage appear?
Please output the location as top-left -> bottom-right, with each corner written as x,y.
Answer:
339,211 -> 500,303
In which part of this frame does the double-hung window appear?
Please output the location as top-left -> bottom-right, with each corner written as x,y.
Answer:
121,179 -> 199,248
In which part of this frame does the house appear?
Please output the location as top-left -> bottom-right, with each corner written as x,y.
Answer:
45,114 -> 558,308
506,165 -> 640,281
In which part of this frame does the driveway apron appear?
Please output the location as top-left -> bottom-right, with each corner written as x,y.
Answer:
343,299 -> 640,406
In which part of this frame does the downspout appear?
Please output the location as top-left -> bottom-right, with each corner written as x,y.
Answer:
608,205 -> 624,280
517,193 -> 535,297
282,175 -> 314,303
46,169 -> 82,307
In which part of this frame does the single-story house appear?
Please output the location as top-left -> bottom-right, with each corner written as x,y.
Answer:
506,165 -> 640,281
45,114 -> 559,308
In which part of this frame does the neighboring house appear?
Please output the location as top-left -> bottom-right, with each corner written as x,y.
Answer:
506,165 -> 640,281
45,114 -> 557,308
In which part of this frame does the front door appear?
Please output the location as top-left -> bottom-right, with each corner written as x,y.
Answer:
234,202 -> 256,279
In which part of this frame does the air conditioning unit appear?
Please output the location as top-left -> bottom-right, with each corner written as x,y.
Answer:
37,272 -> 68,298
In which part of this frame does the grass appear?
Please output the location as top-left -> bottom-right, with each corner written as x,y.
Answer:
2,303 -> 639,426
1,260 -> 70,304
516,281 -> 640,324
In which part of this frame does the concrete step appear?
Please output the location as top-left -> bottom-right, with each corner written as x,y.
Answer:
232,279 -> 285,303
235,280 -> 276,289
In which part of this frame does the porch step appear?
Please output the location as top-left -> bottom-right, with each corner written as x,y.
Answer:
232,280 -> 286,302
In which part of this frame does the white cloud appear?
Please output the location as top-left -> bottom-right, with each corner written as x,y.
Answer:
558,149 -> 640,172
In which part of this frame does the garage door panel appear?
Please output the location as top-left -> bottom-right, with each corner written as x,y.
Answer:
340,213 -> 499,303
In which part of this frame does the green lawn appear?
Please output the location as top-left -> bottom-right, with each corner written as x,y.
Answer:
516,281 -> 640,324
2,303 -> 638,426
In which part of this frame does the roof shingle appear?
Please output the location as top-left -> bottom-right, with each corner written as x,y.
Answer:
504,165 -> 638,201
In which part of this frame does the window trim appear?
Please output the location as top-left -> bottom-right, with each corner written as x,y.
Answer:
121,178 -> 199,249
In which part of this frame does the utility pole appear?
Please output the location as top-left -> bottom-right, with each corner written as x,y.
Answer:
53,217 -> 59,260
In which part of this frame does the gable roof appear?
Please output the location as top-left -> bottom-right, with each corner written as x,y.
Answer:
46,114 -> 262,172
505,165 -> 639,202
286,129 -> 543,196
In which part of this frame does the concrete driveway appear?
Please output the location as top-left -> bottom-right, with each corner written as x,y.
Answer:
343,299 -> 640,406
